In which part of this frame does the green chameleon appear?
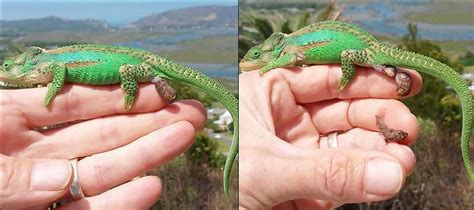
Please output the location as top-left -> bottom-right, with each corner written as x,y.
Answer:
0,44 -> 238,196
240,21 -> 474,181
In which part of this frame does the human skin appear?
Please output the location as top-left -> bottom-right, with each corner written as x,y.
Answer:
239,65 -> 421,209
0,84 -> 206,209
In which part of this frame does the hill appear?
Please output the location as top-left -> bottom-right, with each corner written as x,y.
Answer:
1,16 -> 111,34
129,5 -> 237,30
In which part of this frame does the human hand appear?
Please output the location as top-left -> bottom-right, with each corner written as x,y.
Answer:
0,84 -> 206,209
239,65 -> 421,209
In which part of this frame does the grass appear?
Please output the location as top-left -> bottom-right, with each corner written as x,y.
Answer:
401,3 -> 474,25
464,66 -> 474,73
376,34 -> 474,58
161,35 -> 237,64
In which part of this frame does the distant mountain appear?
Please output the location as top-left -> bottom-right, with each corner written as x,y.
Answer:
1,16 -> 110,33
129,5 -> 237,30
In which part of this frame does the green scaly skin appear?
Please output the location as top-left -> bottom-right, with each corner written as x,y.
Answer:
0,44 -> 238,196
240,21 -> 474,182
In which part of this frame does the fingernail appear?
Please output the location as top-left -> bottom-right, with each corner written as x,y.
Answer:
31,160 -> 71,191
364,158 -> 403,195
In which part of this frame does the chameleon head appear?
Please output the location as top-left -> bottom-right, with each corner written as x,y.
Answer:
0,47 -> 51,88
239,32 -> 286,72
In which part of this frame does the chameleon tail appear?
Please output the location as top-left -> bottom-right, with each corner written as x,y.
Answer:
377,47 -> 474,182
153,56 -> 239,195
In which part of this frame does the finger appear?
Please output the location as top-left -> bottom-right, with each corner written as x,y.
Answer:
58,176 -> 161,210
306,98 -> 419,144
240,145 -> 406,207
77,121 -> 195,196
18,100 -> 206,159
3,84 -> 166,127
0,155 -> 72,209
319,128 -> 416,174
255,65 -> 423,103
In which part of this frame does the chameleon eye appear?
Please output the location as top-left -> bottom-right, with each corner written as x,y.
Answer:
249,49 -> 261,59
3,60 -> 13,71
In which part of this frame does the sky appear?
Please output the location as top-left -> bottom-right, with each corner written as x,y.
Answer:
1,1 -> 237,26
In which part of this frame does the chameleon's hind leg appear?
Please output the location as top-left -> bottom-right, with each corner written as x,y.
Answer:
119,64 -> 139,111
339,49 -> 368,91
375,111 -> 408,142
44,63 -> 67,106
373,64 -> 412,96
152,77 -> 176,104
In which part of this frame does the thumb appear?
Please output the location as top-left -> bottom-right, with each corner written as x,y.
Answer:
1,155 -> 72,209
241,146 -> 405,207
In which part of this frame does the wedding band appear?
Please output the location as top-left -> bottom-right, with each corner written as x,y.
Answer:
327,132 -> 339,148
69,159 -> 85,200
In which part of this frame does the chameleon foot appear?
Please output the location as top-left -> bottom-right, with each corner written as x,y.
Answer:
152,77 -> 176,104
375,112 -> 408,142
395,72 -> 412,96
373,64 -> 397,78
373,65 -> 412,96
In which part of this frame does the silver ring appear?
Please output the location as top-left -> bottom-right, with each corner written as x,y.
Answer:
69,159 -> 85,200
327,132 -> 339,148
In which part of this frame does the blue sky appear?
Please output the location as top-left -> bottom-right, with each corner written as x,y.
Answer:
1,1 -> 237,25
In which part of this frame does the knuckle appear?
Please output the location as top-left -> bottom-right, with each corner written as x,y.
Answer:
85,156 -> 111,195
134,142 -> 154,170
0,155 -> 19,198
0,155 -> 13,190
99,119 -> 122,149
321,153 -> 351,200
64,86 -> 82,118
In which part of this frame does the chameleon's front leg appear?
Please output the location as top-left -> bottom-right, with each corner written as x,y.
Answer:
44,63 -> 67,106
339,49 -> 368,91
119,64 -> 139,111
258,53 -> 300,75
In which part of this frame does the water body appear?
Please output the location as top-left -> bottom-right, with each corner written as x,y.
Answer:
343,2 -> 474,41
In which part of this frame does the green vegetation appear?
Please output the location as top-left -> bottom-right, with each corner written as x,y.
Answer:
401,3 -> 474,25
161,35 -> 237,64
152,133 -> 238,209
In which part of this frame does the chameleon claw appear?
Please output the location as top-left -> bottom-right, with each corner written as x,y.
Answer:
337,80 -> 348,91
124,95 -> 134,111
